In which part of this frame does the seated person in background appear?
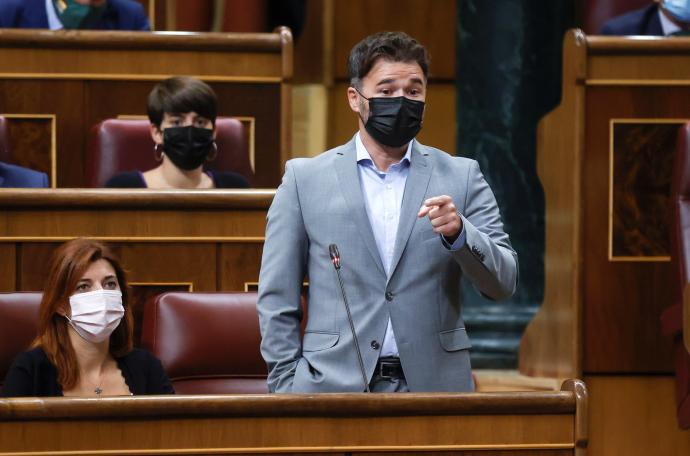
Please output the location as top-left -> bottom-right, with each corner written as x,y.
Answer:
2,238 -> 174,397
0,0 -> 150,31
0,161 -> 49,188
105,76 -> 249,189
600,0 -> 690,35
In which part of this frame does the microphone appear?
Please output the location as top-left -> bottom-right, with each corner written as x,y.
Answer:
329,244 -> 371,393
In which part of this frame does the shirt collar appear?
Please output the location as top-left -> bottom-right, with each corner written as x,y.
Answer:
45,0 -> 64,30
659,7 -> 682,36
355,132 -> 413,170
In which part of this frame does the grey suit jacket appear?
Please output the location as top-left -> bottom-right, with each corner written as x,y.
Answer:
258,138 -> 517,393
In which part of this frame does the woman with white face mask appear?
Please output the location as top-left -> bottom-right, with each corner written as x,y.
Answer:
2,238 -> 174,397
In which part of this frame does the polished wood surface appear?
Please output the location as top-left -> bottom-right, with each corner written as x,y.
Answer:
0,28 -> 292,187
519,29 -> 587,380
521,31 -> 690,378
0,380 -> 587,455
587,375 -> 690,455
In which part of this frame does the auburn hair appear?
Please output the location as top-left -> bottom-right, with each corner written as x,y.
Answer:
32,238 -> 134,390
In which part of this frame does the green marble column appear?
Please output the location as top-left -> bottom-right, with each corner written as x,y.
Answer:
456,0 -> 574,368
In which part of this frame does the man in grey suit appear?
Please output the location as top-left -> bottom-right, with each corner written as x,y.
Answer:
258,31 -> 517,393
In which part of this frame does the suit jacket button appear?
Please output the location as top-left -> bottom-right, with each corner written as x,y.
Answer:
371,340 -> 380,350
385,291 -> 393,301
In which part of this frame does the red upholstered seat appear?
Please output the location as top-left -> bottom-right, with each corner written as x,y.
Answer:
85,118 -> 254,187
0,292 -> 42,392
0,116 -> 11,162
665,122 -> 690,429
141,292 -> 269,394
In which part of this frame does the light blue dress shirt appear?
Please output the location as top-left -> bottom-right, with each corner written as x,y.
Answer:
45,0 -> 64,30
355,133 -> 466,357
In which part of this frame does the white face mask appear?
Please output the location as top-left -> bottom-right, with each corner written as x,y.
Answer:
66,289 -> 124,343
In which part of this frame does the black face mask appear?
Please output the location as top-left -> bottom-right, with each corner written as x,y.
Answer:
162,126 -> 214,171
357,90 -> 425,147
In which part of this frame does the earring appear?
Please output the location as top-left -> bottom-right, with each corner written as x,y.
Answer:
206,141 -> 218,162
154,143 -> 163,162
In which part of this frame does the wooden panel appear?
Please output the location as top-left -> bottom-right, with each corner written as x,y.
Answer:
610,121 -> 679,259
583,86 -> 690,373
328,83 -> 456,153
0,80 -> 83,187
587,375 -> 690,455
520,31 -> 587,380
0,387 -> 584,454
331,0 -> 456,81
4,118 -> 53,183
220,243 -> 263,291
0,244 -> 15,291
0,29 -> 291,187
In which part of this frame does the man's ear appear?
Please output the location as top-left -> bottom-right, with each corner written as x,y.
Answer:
150,124 -> 163,145
347,86 -> 361,113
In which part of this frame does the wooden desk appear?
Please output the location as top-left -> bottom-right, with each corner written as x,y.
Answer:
0,189 -> 273,340
0,29 -> 292,188
0,380 -> 587,455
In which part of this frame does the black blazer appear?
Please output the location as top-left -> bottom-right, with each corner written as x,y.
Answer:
600,4 -> 663,36
1,347 -> 174,397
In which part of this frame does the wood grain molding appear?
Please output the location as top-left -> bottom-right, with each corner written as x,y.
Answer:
0,189 -> 275,209
0,388 -> 579,419
0,29 -> 287,52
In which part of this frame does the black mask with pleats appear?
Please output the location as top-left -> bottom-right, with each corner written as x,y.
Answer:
357,90 -> 425,147
162,126 -> 214,170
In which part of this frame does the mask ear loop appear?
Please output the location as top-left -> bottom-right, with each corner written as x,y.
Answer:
206,141 -> 218,162
353,87 -> 370,125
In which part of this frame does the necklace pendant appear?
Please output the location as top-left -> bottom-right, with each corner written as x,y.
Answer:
94,387 -> 103,395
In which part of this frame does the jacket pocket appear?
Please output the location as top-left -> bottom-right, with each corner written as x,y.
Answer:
302,331 -> 339,352
439,327 -> 472,351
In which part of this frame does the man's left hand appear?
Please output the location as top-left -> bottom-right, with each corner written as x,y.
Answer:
417,195 -> 463,242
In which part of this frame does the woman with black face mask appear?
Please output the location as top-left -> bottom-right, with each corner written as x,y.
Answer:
104,76 -> 249,189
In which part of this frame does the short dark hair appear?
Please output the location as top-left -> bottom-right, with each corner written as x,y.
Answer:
147,76 -> 218,128
347,31 -> 430,89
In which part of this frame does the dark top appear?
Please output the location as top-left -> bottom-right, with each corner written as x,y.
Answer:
105,170 -> 250,189
1,347 -> 174,397
600,4 -> 663,36
0,161 -> 49,188
0,0 -> 150,30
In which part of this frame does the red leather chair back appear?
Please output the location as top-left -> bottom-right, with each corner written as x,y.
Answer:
141,292 -> 268,394
0,116 -> 11,162
85,118 -> 254,187
584,0 -> 651,34
666,122 -> 690,429
0,292 -> 42,391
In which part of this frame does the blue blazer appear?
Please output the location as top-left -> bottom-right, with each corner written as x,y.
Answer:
0,0 -> 150,31
0,162 -> 49,188
600,4 -> 663,36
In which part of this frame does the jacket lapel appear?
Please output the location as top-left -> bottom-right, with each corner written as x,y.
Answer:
333,139 -> 386,277
388,142 -> 433,280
